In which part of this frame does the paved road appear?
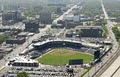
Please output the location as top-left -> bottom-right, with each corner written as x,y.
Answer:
53,2 -> 81,23
0,3 -> 82,76
100,0 -> 119,76
55,3 -> 83,39
101,0 -> 118,52
0,3 -> 81,30
0,25 -> 50,76
84,0 -> 118,77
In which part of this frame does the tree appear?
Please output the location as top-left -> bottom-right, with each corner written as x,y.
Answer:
46,27 -> 51,34
0,35 -> 4,44
112,27 -> 120,41
102,25 -> 109,37
17,71 -> 29,77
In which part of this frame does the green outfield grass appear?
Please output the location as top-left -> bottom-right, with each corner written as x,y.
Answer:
36,48 -> 94,65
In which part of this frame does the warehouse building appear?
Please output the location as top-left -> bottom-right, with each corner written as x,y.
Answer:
9,57 -> 39,67
77,26 -> 103,37
24,20 -> 39,33
6,37 -> 26,45
2,11 -> 22,25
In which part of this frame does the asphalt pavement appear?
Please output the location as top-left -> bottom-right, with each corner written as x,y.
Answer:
84,0 -> 118,77
0,26 -> 49,76
53,2 -> 82,23
0,3 -> 82,76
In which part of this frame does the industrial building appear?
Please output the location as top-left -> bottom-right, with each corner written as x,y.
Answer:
24,20 -> 39,33
73,14 -> 80,22
40,12 -> 53,24
17,32 -> 28,38
63,14 -> 74,21
77,26 -> 103,37
63,14 -> 80,22
2,11 -> 22,25
6,37 -> 26,45
9,57 -> 39,67
56,7 -> 62,14
65,30 -> 73,37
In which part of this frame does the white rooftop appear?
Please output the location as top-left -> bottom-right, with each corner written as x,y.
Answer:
10,56 -> 38,63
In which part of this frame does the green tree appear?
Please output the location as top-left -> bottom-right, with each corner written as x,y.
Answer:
0,35 -> 4,44
102,25 -> 109,37
46,27 -> 51,34
24,10 -> 33,17
17,71 -> 29,77
112,27 -> 120,41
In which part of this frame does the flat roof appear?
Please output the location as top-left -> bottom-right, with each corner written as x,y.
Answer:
27,33 -> 34,36
76,26 -> 103,29
10,56 -> 38,63
4,48 -> 13,52
18,32 -> 28,36
7,37 -> 25,40
104,40 -> 112,43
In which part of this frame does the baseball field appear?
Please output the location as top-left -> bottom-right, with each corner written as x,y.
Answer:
36,48 -> 94,65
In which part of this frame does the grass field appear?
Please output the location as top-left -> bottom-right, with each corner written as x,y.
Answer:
36,48 -> 94,65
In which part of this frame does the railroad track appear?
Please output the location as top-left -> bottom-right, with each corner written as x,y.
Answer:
92,48 -> 120,77
91,1 -> 120,77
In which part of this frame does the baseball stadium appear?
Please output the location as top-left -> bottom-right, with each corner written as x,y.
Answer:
30,39 -> 102,65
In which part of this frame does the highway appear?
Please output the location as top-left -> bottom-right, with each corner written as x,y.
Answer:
84,0 -> 119,77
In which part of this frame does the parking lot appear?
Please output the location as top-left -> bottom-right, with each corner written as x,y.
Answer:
2,65 -> 85,77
